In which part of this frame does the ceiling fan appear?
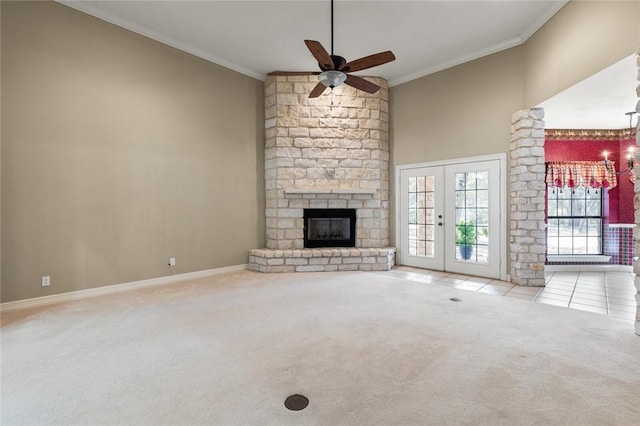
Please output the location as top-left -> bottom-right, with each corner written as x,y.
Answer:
268,0 -> 396,98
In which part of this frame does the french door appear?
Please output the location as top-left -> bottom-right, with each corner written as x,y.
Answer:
398,157 -> 504,279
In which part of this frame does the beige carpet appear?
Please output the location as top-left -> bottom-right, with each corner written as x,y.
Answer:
2,270 -> 639,425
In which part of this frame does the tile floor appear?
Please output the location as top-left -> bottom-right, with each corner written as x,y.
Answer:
380,266 -> 637,323
539,270 -> 637,321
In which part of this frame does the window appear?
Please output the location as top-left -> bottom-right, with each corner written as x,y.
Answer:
546,186 -> 603,255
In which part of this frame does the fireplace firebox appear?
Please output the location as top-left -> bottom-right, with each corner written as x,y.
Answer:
303,209 -> 356,248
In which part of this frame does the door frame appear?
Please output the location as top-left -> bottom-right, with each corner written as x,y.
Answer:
395,153 -> 508,281
398,165 -> 445,271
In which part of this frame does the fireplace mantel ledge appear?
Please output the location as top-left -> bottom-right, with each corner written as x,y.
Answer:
284,188 -> 376,196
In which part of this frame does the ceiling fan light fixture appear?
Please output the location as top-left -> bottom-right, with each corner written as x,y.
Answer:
318,70 -> 347,88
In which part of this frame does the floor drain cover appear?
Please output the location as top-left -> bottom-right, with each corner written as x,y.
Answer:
284,394 -> 309,411
449,297 -> 462,302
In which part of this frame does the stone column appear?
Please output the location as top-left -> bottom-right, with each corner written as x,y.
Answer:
634,48 -> 640,336
509,108 -> 546,287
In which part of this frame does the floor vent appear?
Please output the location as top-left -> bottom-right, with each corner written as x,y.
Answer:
284,394 -> 309,411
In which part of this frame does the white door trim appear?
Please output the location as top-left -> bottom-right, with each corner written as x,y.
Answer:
395,153 -> 508,280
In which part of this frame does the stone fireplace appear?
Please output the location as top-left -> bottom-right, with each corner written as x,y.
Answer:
248,75 -> 396,272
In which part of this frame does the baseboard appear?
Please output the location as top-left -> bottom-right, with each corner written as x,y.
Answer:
547,255 -> 611,263
545,264 -> 634,272
0,264 -> 248,312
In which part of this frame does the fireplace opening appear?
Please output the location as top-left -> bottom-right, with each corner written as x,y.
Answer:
303,208 -> 356,248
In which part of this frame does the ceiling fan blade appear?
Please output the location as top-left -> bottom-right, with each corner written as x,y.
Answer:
344,75 -> 380,94
268,71 -> 320,76
304,40 -> 334,70
309,82 -> 328,98
341,51 -> 396,73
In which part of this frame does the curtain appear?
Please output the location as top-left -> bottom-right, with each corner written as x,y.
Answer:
545,161 -> 617,190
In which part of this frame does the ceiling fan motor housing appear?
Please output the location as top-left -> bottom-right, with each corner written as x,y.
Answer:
320,55 -> 347,72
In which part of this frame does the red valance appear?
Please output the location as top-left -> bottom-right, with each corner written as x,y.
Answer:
545,161 -> 617,190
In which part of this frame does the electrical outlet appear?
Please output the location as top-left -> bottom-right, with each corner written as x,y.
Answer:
42,276 -> 50,287
169,257 -> 176,266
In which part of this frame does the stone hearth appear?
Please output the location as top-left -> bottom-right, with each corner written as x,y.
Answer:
249,247 -> 395,273
249,75 -> 395,272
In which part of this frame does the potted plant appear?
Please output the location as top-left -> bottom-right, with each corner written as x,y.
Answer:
456,219 -> 477,260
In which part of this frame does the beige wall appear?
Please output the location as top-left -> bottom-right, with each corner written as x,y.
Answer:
0,0 -> 3,295
391,46 -> 525,166
524,0 -> 640,107
389,47 -> 525,245
389,1 -> 639,247
1,1 -> 265,302
2,1 -> 638,301
392,0 -> 640,167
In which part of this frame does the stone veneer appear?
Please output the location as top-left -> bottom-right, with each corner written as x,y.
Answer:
249,75 -> 395,272
249,247 -> 395,273
509,108 -> 546,287
635,48 -> 640,336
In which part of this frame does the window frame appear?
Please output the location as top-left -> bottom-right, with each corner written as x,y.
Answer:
546,186 -> 604,256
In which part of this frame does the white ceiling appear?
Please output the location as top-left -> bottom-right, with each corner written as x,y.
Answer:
60,0 -> 567,86
59,1 -> 637,129
537,54 -> 639,130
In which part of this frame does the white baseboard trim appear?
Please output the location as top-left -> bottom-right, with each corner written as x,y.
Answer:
0,264 -> 248,312
545,264 -> 633,272
547,255 -> 612,263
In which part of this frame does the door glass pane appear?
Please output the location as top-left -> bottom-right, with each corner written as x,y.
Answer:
408,193 -> 417,209
477,226 -> 489,244
407,175 -> 435,257
476,209 -> 488,227
408,208 -> 417,224
465,191 -> 477,207
408,177 -> 417,192
465,172 -> 477,190
476,172 -> 489,189
454,171 -> 489,264
477,190 -> 489,208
